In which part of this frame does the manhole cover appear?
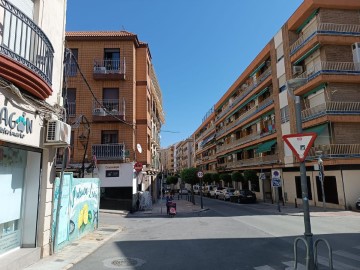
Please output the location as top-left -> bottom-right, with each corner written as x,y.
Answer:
103,257 -> 146,269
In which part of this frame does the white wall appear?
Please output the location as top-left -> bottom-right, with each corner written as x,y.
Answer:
97,163 -> 135,187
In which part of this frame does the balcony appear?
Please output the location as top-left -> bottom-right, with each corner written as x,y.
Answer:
0,0 -> 54,99
302,101 -> 360,122
226,154 -> 279,169
92,98 -> 126,122
65,102 -> 76,117
92,143 -> 125,160
93,58 -> 126,80
290,22 -> 360,55
216,67 -> 272,120
307,144 -> 360,159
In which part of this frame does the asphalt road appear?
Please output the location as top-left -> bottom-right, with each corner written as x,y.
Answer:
71,196 -> 360,270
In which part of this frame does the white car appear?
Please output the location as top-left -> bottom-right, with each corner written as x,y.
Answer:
218,188 -> 236,201
178,189 -> 189,195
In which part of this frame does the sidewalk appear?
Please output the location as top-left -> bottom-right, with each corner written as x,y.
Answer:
23,198 -> 202,270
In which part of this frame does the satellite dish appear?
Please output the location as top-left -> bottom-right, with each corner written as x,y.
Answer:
137,143 -> 142,154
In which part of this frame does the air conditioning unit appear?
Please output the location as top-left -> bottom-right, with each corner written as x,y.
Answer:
93,108 -> 106,116
45,120 -> 71,146
292,65 -> 303,75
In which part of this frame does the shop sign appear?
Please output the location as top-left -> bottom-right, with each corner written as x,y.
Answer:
0,106 -> 33,139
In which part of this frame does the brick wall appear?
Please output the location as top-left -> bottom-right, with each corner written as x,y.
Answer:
319,9 -> 360,25
332,122 -> 360,144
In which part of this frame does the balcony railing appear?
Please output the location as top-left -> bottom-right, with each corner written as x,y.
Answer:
302,101 -> 360,121
216,68 -> 271,120
216,97 -> 274,138
307,144 -> 360,159
92,143 -> 125,160
93,58 -> 126,79
65,102 -> 76,117
92,98 -> 126,118
293,61 -> 360,89
290,22 -> 360,55
226,154 -> 279,169
0,0 -> 54,85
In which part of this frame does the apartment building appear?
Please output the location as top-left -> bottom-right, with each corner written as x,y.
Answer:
175,138 -> 194,173
194,0 -> 360,210
194,107 -> 217,173
159,144 -> 175,176
63,31 -> 164,210
0,0 -> 68,268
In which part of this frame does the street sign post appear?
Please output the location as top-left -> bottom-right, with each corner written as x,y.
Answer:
197,171 -> 204,209
282,132 -> 317,162
271,169 -> 282,212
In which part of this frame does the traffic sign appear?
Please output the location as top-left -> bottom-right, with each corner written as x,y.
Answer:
134,162 -> 143,172
197,171 -> 204,178
259,173 -> 266,180
282,132 -> 317,162
271,169 -> 282,187
271,178 -> 282,187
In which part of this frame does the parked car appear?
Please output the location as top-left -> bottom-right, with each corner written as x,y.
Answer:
193,185 -> 200,195
218,188 -> 236,201
209,186 -> 221,198
203,185 -> 217,197
234,189 -> 257,203
356,197 -> 360,210
178,189 -> 189,195
213,187 -> 224,199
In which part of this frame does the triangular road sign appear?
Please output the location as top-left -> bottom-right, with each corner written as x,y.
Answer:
282,132 -> 317,162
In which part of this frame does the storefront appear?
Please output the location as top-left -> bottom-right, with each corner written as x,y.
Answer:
0,91 -> 43,257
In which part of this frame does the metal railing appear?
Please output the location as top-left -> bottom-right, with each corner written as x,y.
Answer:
290,21 -> 360,54
92,143 -> 125,160
0,0 -> 54,85
302,101 -> 360,121
92,98 -> 126,117
65,102 -> 76,117
226,154 -> 278,169
216,68 -> 271,120
307,144 -> 360,159
93,58 -> 126,75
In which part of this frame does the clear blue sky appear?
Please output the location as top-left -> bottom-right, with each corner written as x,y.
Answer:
65,0 -> 303,148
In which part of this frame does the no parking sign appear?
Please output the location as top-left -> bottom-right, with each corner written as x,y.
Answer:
271,169 -> 282,187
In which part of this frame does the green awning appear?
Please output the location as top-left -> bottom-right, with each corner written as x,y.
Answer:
294,44 -> 320,65
243,144 -> 258,151
243,119 -> 260,129
256,139 -> 277,154
249,61 -> 266,77
302,83 -> 327,98
254,87 -> 269,99
304,123 -> 327,135
296,9 -> 319,33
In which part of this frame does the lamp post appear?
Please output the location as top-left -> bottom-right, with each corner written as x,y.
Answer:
287,79 -> 315,270
318,156 -> 326,210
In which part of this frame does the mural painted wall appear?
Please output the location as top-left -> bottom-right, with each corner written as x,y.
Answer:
52,173 -> 100,252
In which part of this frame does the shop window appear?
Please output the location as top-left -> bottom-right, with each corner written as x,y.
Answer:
295,176 -> 312,200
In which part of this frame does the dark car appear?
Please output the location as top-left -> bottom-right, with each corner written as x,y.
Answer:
235,189 -> 257,203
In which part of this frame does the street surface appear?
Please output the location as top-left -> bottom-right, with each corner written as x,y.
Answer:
71,196 -> 360,270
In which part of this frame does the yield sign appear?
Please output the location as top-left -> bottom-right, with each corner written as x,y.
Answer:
282,132 -> 317,162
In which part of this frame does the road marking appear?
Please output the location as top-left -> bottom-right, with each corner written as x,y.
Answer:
317,255 -> 359,270
283,261 -> 306,270
334,250 -> 360,262
254,266 -> 276,270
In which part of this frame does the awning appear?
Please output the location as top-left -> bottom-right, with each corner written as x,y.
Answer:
243,119 -> 260,129
304,123 -> 327,135
200,134 -> 216,147
302,83 -> 327,98
243,144 -> 258,151
256,139 -> 277,154
249,61 -> 266,77
296,9 -> 319,33
294,43 -> 320,65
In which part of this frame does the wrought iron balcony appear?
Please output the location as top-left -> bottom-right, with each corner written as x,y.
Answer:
302,101 -> 360,122
290,22 -> 360,55
0,0 -> 54,86
92,143 -> 125,160
92,98 -> 126,120
93,58 -> 126,80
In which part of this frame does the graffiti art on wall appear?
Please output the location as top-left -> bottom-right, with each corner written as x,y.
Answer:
52,173 -> 100,252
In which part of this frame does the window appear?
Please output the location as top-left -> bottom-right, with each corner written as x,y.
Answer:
103,88 -> 119,111
65,88 -> 76,117
101,130 -> 118,144
106,170 -> 120,177
251,179 -> 260,192
64,48 -> 78,76
295,176 -> 312,200
316,176 -> 339,204
104,49 -> 120,71
280,106 -> 289,123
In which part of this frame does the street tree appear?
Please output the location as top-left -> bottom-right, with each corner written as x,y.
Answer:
220,173 -> 232,187
203,173 -> 212,184
180,167 -> 198,204
243,170 -> 258,189
211,173 -> 220,185
231,171 -> 244,189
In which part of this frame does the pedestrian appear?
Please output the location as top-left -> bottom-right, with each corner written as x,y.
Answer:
165,193 -> 172,214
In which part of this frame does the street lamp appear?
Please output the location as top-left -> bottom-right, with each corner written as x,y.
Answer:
318,155 -> 326,210
286,78 -> 315,270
